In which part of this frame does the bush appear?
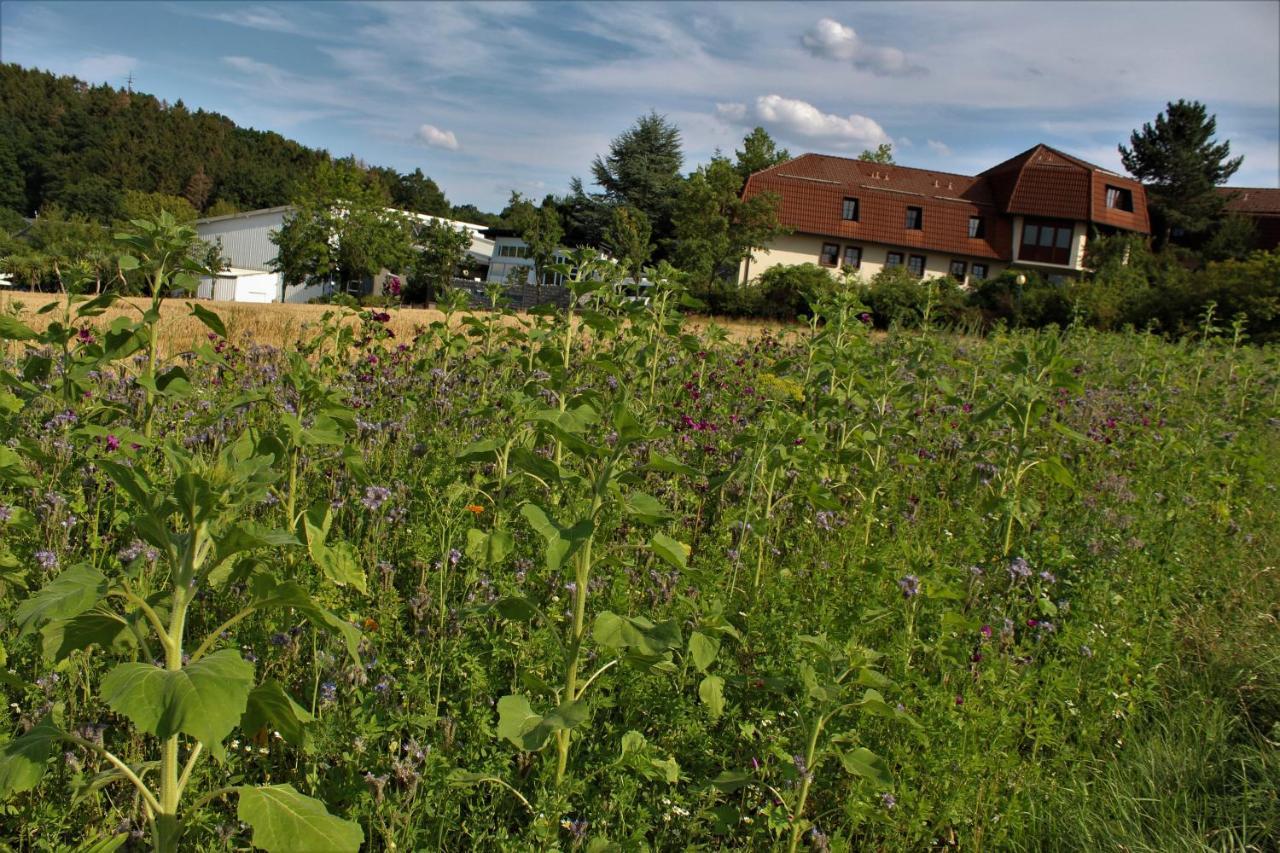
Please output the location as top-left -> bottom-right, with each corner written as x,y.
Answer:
753,262 -> 838,319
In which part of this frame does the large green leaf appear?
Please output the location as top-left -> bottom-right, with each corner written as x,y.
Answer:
14,563 -> 108,637
303,503 -> 366,594
649,533 -> 689,570
520,503 -> 593,573
0,316 -> 38,341
188,302 -> 227,339
688,631 -> 720,673
99,650 -> 254,755
839,747 -> 891,785
213,525 -> 300,574
496,695 -> 587,751
241,680 -> 314,748
0,446 -> 37,488
593,611 -> 683,656
623,492 -> 674,525
40,609 -> 136,663
237,784 -> 363,853
464,527 -> 514,565
0,708 -> 63,798
698,675 -> 726,719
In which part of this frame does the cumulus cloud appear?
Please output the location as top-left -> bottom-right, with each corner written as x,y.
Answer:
927,139 -> 952,156
416,123 -> 460,151
801,18 -> 922,76
752,95 -> 889,146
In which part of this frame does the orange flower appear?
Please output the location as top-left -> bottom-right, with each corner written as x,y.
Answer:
465,504 -> 485,515
362,617 -> 379,632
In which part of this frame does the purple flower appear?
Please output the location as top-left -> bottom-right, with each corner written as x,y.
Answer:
448,548 -> 461,567
34,550 -> 58,570
0,505 -> 11,523
1038,570 -> 1057,584
387,276 -> 402,296
320,681 -> 337,703
361,485 -> 392,511
897,575 -> 920,598
105,434 -> 120,452
980,624 -> 993,639
1007,557 -> 1031,581
881,792 -> 897,810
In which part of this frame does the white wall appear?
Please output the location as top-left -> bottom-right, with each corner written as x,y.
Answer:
742,233 -> 1007,287
195,208 -> 290,272
196,271 -> 280,303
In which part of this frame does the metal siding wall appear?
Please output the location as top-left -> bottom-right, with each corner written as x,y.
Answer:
196,211 -> 287,271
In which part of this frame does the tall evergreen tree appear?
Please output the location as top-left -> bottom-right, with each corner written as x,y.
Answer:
734,127 -> 790,184
604,205 -> 653,282
590,112 -> 684,249
1120,100 -> 1243,246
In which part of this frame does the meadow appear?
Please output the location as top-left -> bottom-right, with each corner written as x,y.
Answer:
0,234 -> 1276,852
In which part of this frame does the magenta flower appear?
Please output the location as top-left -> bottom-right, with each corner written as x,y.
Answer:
105,434 -> 120,452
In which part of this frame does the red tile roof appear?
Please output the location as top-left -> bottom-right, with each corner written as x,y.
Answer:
1219,187 -> 1280,215
742,144 -> 1150,262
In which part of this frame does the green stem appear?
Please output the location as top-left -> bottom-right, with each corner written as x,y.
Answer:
787,714 -> 827,853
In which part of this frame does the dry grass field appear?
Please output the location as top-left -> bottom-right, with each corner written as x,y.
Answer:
0,291 -> 800,354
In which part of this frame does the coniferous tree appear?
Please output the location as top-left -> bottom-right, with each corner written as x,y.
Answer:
590,112 -> 684,249
734,127 -> 790,185
1120,99 -> 1243,247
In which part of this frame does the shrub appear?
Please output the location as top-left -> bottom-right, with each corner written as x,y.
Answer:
753,262 -> 839,319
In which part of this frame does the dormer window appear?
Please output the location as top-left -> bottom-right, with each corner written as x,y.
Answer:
905,206 -> 923,230
841,197 -> 859,221
968,216 -> 985,238
1105,185 -> 1134,212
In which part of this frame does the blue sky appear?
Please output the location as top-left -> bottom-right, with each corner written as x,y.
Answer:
2,1 -> 1277,213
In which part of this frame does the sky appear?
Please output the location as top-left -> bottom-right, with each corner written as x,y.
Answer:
1,0 -> 1277,213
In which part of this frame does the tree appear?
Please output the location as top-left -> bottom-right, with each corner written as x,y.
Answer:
671,156 -> 784,293
406,217 -> 470,303
119,190 -> 198,224
1120,99 -> 1243,247
506,191 -> 564,291
269,160 -> 414,295
183,166 -> 214,211
450,203 -> 502,228
392,168 -> 450,216
0,133 -> 26,215
1200,213 -> 1258,263
734,127 -> 790,184
604,205 -> 653,281
858,143 -> 895,164
590,112 -> 684,248
556,177 -> 611,250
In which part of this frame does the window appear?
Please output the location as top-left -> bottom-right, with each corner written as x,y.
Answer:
1020,219 -> 1073,265
497,244 -> 530,259
968,216 -> 985,238
886,251 -> 904,268
819,242 -> 840,267
971,263 -> 988,281
907,254 -> 926,277
842,245 -> 862,269
841,197 -> 859,221
1105,185 -> 1134,212
905,206 -> 923,230
949,259 -> 967,279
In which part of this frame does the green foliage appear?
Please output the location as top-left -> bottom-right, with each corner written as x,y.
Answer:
590,111 -> 685,248
269,160 -> 414,292
405,217 -> 471,304
1120,99 -> 1243,245
604,205 -> 653,282
858,143 -> 895,164
672,156 -> 783,294
751,263 -> 839,319
119,190 -> 198,225
0,228 -> 1277,850
734,127 -> 790,184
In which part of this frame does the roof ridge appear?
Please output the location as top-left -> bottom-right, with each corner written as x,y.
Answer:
783,151 -> 979,182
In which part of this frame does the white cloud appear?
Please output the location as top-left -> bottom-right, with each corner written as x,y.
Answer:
752,95 -> 889,146
416,124 -> 459,151
898,137 -> 914,148
800,18 -> 921,77
73,54 -> 136,83
715,102 -> 747,122
927,139 -> 952,156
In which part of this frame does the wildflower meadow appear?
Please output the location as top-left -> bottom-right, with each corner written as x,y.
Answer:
0,217 -> 1276,851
